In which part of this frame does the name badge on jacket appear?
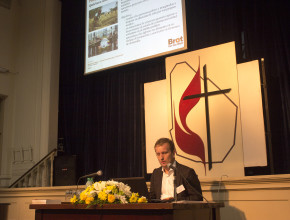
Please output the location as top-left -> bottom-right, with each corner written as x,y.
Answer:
176,184 -> 185,194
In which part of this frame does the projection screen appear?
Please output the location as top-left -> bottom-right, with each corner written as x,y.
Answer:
85,0 -> 187,74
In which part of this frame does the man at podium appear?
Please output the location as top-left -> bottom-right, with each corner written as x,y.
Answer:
149,138 -> 203,201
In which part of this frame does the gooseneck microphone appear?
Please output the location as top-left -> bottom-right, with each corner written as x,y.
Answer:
169,163 -> 213,220
76,170 -> 103,189
168,164 -> 176,171
168,163 -> 209,203
80,170 -> 103,179
167,163 -> 177,202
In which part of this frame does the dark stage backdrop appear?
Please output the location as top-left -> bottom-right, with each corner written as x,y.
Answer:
58,0 -> 290,181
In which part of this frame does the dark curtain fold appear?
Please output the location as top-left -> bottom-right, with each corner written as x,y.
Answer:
58,0 -> 290,180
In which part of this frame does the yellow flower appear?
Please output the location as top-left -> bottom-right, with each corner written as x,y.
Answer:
70,180 -> 148,206
84,186 -> 90,192
129,193 -> 139,203
138,196 -> 147,203
80,191 -> 87,201
85,196 -> 94,204
108,194 -> 115,203
106,185 -> 116,192
98,191 -> 108,201
70,195 -> 77,203
88,185 -> 95,193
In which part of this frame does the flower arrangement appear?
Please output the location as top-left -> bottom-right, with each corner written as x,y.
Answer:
70,180 -> 147,206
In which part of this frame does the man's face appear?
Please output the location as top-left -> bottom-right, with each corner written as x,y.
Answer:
155,143 -> 175,169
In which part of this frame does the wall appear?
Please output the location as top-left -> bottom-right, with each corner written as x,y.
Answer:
0,174 -> 290,220
0,0 -> 61,186
202,174 -> 290,220
0,0 -> 18,187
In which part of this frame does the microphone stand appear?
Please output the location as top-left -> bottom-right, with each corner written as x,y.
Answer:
173,168 -> 177,202
176,167 -> 209,203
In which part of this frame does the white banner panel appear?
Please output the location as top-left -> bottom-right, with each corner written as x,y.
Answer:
237,60 -> 267,167
144,80 -> 170,173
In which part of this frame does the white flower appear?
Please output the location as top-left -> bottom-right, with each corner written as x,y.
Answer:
117,182 -> 131,197
115,194 -> 128,204
93,181 -> 106,192
89,190 -> 98,197
107,180 -> 119,186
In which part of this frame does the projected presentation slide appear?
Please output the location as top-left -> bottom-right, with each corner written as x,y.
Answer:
85,0 -> 187,74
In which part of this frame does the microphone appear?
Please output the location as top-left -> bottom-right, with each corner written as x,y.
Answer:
175,166 -> 213,220
174,165 -> 209,203
169,164 -> 176,171
76,170 -> 103,189
167,163 -> 178,172
167,163 -> 177,201
80,170 -> 103,179
167,163 -> 175,170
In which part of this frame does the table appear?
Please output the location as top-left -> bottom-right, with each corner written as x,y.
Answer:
30,202 -> 224,220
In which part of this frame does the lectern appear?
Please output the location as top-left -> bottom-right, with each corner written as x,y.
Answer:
30,202 -> 224,220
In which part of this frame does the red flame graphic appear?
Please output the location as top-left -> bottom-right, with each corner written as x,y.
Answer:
174,64 -> 206,165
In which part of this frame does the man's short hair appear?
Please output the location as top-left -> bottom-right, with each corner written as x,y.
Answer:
154,138 -> 175,152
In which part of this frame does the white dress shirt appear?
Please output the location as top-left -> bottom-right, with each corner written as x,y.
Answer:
160,161 -> 176,200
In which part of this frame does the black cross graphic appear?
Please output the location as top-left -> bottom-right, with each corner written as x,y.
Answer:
183,65 -> 231,170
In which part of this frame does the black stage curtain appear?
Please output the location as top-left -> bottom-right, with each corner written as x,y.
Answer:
58,0 -> 290,180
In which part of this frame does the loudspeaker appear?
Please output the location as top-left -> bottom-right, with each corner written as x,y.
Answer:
53,155 -> 77,186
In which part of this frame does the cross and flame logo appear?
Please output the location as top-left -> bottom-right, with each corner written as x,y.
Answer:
168,58 -> 235,173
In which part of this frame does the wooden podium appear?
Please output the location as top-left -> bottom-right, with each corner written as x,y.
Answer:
30,202 -> 224,220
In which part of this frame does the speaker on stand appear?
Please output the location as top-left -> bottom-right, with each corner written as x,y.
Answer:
53,155 -> 78,186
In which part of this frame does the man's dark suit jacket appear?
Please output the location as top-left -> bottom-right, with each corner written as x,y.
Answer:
149,161 -> 203,201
